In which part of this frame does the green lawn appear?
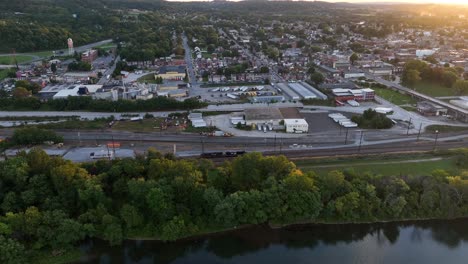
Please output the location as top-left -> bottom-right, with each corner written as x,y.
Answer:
298,157 -> 459,176
96,43 -> 117,50
0,55 -> 36,64
0,70 -> 9,80
25,51 -> 54,57
413,82 -> 459,97
372,87 -> 417,106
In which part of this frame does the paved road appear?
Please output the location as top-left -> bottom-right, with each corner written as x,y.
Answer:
365,72 -> 468,120
97,55 -> 120,85
0,39 -> 113,65
182,33 -> 197,87
0,111 -> 177,119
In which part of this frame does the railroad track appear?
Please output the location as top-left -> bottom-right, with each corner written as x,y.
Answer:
196,140 -> 468,163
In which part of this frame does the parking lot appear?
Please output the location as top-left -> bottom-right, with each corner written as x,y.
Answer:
301,112 -> 357,133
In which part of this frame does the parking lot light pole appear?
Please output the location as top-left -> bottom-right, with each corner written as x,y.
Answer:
433,130 -> 439,151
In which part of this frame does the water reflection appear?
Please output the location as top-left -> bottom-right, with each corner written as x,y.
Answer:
78,219 -> 468,264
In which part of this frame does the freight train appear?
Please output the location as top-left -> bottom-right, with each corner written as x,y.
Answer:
200,151 -> 246,158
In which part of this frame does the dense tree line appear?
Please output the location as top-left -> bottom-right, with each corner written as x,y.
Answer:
352,109 -> 393,129
402,60 -> 463,91
1,149 -> 468,262
0,96 -> 207,112
68,61 -> 92,72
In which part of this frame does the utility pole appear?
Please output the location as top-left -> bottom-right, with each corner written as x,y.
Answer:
344,128 -> 349,145
406,117 -> 412,135
274,134 -> 277,153
111,135 -> 116,158
11,49 -> 18,70
279,137 -> 283,154
358,130 -> 364,153
417,123 -> 423,141
200,138 -> 205,154
106,144 -> 111,161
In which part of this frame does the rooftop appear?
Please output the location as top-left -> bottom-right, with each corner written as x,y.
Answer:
159,65 -> 186,74
284,119 -> 308,126
244,108 -> 283,121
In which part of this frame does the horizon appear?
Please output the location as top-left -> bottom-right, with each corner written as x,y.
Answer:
166,0 -> 468,5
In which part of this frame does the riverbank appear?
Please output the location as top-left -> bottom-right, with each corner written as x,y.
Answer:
74,218 -> 468,264
124,215 -> 468,243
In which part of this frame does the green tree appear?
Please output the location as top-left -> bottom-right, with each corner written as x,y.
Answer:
310,72 -> 325,86
350,53 -> 359,65
402,69 -> 421,87
12,87 -> 31,98
120,204 -> 143,230
0,236 -> 25,264
453,80 -> 468,95
441,71 -> 458,88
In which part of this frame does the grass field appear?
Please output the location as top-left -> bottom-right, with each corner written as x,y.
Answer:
425,125 -> 468,133
372,87 -> 417,106
137,73 -> 158,84
413,83 -> 459,97
0,55 -> 36,64
111,119 -> 165,132
297,156 -> 460,176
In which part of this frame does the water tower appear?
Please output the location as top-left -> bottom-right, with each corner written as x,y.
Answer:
67,38 -> 74,55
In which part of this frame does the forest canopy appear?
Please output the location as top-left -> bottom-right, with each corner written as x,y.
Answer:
1,149 -> 468,263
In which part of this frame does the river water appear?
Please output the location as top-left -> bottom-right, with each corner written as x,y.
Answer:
78,219 -> 468,264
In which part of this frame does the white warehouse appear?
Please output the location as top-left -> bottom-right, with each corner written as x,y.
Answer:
284,119 -> 309,133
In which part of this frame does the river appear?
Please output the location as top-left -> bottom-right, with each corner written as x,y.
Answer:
77,219 -> 468,264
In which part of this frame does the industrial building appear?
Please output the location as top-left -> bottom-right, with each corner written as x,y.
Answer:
276,83 -> 300,100
38,84 -> 103,100
332,88 -> 375,105
188,113 -> 207,128
284,119 -> 309,133
288,82 -> 317,99
155,66 -> 186,81
244,108 -> 283,125
299,82 -> 328,100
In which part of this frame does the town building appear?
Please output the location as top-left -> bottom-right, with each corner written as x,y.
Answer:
417,101 -> 448,116
81,50 -> 98,63
155,65 -> 186,81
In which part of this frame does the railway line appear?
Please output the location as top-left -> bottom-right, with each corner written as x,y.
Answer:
190,139 -> 468,163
